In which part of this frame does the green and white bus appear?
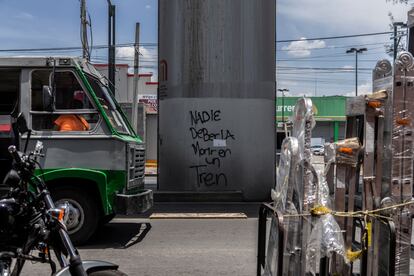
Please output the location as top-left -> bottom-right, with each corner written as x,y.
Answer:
0,57 -> 152,244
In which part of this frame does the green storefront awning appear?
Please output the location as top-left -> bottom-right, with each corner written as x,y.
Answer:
276,96 -> 347,122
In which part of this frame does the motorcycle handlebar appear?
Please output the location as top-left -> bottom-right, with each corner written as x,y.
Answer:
8,145 -> 23,165
7,144 -> 88,276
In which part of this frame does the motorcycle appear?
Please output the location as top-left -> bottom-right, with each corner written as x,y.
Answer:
0,114 -> 126,276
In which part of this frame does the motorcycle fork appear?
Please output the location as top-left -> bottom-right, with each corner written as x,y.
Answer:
0,259 -> 11,276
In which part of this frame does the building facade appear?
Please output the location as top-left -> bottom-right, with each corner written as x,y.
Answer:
276,96 -> 347,149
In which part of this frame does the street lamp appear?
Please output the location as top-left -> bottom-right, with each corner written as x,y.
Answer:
346,48 -> 367,97
277,88 -> 289,127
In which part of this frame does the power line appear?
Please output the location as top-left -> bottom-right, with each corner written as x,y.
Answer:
0,43 -> 157,53
276,51 -> 386,61
0,31 -> 396,53
277,66 -> 372,71
277,72 -> 372,76
277,59 -> 382,62
276,31 -> 393,43
277,41 -> 390,52
277,78 -> 360,85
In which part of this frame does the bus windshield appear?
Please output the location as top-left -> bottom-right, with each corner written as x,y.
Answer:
86,75 -> 132,135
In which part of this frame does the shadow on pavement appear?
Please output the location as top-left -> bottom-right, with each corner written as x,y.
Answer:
81,222 -> 152,249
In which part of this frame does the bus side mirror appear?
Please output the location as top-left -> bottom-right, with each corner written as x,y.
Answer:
42,85 -> 54,111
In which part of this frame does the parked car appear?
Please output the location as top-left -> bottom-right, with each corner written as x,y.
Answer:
311,145 -> 324,155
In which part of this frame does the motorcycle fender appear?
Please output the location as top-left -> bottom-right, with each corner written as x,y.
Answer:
54,260 -> 119,276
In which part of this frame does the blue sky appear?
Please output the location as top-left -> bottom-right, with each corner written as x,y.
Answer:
276,0 -> 411,96
0,0 -> 157,47
0,0 -> 158,71
0,0 -> 412,96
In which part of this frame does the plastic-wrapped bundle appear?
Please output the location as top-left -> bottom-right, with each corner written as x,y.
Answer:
295,163 -> 319,213
335,137 -> 361,167
316,171 -> 331,207
271,137 -> 298,211
390,99 -> 413,275
388,51 -> 414,275
291,97 -> 315,162
394,206 -> 412,276
290,97 -> 316,211
263,214 -> 282,276
323,143 -> 336,195
306,171 -> 347,275
324,143 -> 335,175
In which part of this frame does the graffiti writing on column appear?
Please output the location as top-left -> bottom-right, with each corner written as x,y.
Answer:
188,110 -> 236,187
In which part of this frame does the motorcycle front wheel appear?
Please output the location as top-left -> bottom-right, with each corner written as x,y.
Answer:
88,269 -> 127,276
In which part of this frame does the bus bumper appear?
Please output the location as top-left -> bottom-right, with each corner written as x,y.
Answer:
115,189 -> 153,215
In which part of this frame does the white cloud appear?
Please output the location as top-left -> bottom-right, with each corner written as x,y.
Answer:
342,65 -> 354,70
289,91 -> 313,97
282,38 -> 326,57
116,46 -> 155,62
345,82 -> 372,96
116,46 -> 135,59
14,12 -> 34,20
145,4 -> 151,9
278,0 -> 409,34
277,80 -> 298,88
116,46 -> 158,79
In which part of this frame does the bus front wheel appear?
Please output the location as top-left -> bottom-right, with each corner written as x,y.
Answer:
52,186 -> 99,245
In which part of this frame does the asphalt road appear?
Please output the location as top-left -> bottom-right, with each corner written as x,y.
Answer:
22,216 -> 259,276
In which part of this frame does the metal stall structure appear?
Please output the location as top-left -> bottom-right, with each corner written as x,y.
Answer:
158,0 -> 276,201
257,55 -> 414,276
258,8 -> 414,276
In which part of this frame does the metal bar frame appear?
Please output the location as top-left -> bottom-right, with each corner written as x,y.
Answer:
255,203 -> 397,276
387,219 -> 396,276
389,53 -> 414,275
257,203 -> 284,276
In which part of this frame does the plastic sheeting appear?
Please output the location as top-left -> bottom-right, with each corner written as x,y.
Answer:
271,137 -> 298,211
305,171 -> 347,275
264,212 -> 282,276
334,138 -> 361,167
388,51 -> 414,275
291,97 -> 316,212
291,97 -> 315,162
267,97 -> 349,276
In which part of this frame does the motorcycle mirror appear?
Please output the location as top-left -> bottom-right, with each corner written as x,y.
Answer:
42,85 -> 54,112
14,113 -> 29,135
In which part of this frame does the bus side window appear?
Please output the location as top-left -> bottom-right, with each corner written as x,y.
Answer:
31,70 -> 51,111
54,71 -> 94,110
31,70 -> 99,132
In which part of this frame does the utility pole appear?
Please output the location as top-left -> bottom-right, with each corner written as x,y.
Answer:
346,48 -> 367,96
80,0 -> 89,60
132,23 -> 140,132
277,88 -> 289,134
107,0 -> 116,95
393,22 -> 407,62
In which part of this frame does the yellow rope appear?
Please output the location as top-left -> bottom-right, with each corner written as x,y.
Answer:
346,249 -> 363,262
281,200 -> 414,220
277,200 -> 414,263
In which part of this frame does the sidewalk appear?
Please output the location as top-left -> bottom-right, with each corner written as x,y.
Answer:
120,201 -> 263,219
